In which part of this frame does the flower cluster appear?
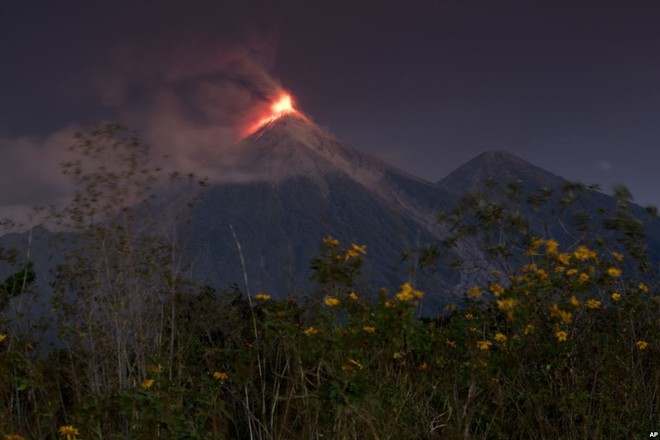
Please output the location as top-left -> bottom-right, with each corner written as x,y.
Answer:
213,371 -> 229,381
58,426 -> 79,440
303,326 -> 321,336
323,296 -> 340,307
395,282 -> 423,302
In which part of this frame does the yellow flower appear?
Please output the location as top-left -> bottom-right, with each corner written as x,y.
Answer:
58,425 -> 79,440
303,326 -> 320,336
638,282 -> 649,293
465,313 -> 475,320
140,379 -> 154,389
213,371 -> 229,381
489,283 -> 505,297
573,245 -> 597,261
569,295 -> 580,307
585,299 -> 601,309
477,340 -> 492,350
445,339 -> 457,348
523,324 -> 535,335
362,326 -> 376,334
467,286 -> 482,299
345,250 -> 359,259
322,236 -> 339,248
565,268 -> 578,276
555,331 -> 568,342
545,239 -> 559,255
611,251 -> 624,262
345,243 -> 367,259
254,293 -> 271,301
555,266 -> 565,273
348,291 -> 359,301
396,282 -> 423,301
636,340 -> 649,350
0,334 -> 6,343
610,292 -> 621,301
323,297 -> 340,307
496,298 -> 518,312
557,253 -> 571,265
494,333 -> 508,343
526,238 -> 544,255
551,304 -> 573,324
350,243 -> 366,254
577,273 -> 590,284
531,237 -> 545,249
535,269 -> 548,281
606,267 -> 621,277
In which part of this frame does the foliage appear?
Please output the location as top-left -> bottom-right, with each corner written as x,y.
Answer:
0,262 -> 35,312
0,128 -> 658,438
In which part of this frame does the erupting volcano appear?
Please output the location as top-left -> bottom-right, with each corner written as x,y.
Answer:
245,93 -> 306,137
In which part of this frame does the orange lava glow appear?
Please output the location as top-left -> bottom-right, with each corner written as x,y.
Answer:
243,93 -> 302,137
272,95 -> 294,114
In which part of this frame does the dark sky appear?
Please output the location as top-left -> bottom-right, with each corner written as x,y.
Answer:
2,0 -> 660,214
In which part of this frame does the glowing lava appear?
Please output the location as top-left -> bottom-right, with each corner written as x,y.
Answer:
272,95 -> 294,114
244,93 -> 303,137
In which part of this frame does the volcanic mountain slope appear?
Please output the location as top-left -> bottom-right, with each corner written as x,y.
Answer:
211,113 -> 454,231
184,114 -> 461,313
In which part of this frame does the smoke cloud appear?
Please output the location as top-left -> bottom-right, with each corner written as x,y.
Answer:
1,26 -> 286,224
95,34 -> 285,176
0,127 -> 80,223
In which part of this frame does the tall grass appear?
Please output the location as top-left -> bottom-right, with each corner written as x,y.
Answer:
0,236 -> 657,438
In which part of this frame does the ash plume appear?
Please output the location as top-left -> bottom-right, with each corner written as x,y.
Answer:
94,36 -> 287,178
1,33 -> 287,222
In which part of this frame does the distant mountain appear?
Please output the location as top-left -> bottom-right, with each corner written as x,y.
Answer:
438,150 -> 566,194
438,149 -> 660,273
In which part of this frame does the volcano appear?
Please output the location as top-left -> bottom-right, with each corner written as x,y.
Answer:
185,112 -> 460,312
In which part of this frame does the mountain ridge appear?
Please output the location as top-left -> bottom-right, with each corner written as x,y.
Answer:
438,149 -> 567,194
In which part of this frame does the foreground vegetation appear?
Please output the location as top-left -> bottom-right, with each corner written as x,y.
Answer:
0,126 -> 658,438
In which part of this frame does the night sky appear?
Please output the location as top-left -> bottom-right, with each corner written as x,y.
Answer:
2,0 -> 660,216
